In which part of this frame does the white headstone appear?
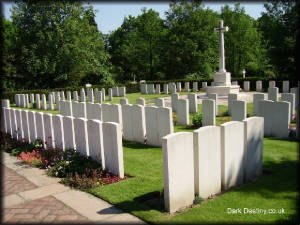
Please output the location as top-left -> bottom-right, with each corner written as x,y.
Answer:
74,117 -> 89,156
281,93 -> 295,119
162,132 -> 194,213
86,103 -> 102,121
231,100 -> 247,121
268,87 -> 278,101
21,110 -> 30,143
30,94 -> 35,104
95,90 -> 103,104
120,98 -> 128,105
119,87 -> 126,97
202,99 -> 215,126
141,83 -> 147,94
55,92 -> 60,110
228,93 -> 238,116
157,107 -> 174,145
101,88 -> 106,101
102,122 -> 124,178
155,98 -> 165,107
145,106 -> 159,146
72,102 -> 86,118
243,117 -> 264,182
67,91 -> 72,101
60,100 -> 73,117
269,80 -> 276,88
60,91 -> 65,100
185,82 -> 190,92
35,112 -> 45,147
155,84 -> 160,94
188,93 -> 197,113
177,99 -> 189,125
4,108 -> 12,136
171,93 -> 179,112
193,126 -> 221,198
28,111 -> 37,143
87,119 -> 105,167
207,93 -> 218,116
63,116 -> 76,150
221,121 -> 245,190
243,81 -> 250,92
282,81 -> 289,93
164,84 -> 169,94
88,88 -> 94,103
73,91 -> 78,101
108,88 -> 113,101
202,82 -> 207,90
10,109 -> 18,139
177,82 -> 181,92
80,88 -> 86,102
136,97 -> 145,106
43,113 -> 55,149
48,93 -> 54,110
193,82 -> 198,92
253,93 -> 265,116
36,94 -> 41,109
112,86 -> 119,97
52,114 -> 65,151
41,94 -> 47,110
15,109 -> 23,141
256,80 -> 262,92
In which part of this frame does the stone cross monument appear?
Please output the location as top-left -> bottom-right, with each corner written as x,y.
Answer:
205,19 -> 239,96
214,19 -> 229,73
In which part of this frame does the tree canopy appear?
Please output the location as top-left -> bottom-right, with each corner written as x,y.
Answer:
1,0 -> 298,91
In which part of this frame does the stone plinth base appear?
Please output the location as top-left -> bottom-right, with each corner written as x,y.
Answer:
213,72 -> 231,86
206,85 -> 240,97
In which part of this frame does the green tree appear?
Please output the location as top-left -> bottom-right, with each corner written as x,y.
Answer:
257,0 -> 298,80
108,8 -> 166,81
161,1 -> 219,79
9,1 -> 113,90
221,3 -> 270,77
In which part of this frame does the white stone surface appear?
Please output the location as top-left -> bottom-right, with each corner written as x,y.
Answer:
60,101 -> 73,117
73,91 -> 78,101
35,112 -> 45,147
243,117 -> 264,182
121,104 -> 134,141
28,111 -> 37,143
145,106 -> 159,146
95,90 -> 103,104
53,114 -> 65,151
80,88 -> 86,102
48,94 -> 54,110
120,98 -> 128,105
131,105 -> 146,143
256,81 -> 262,92
253,93 -> 265,116
88,88 -> 94,103
268,87 -> 278,101
155,84 -> 160,94
231,100 -> 246,121
140,83 -> 147,94
1,107 -> 7,133
21,110 -> 30,143
43,113 -> 55,149
202,99 -> 215,126
25,94 -> 29,107
66,91 -> 72,101
193,126 -> 221,198
136,98 -> 145,106
112,86 -> 119,97
243,81 -> 250,92
202,82 -> 207,90
281,93 -> 295,118
171,93 -> 179,112
119,86 -> 126,97
10,109 -> 18,140
30,94 -> 35,103
282,81 -> 289,93
232,81 -> 238,86
177,99 -> 189,125
36,94 -> 41,109
87,119 -> 105,167
164,84 -> 169,94
269,80 -> 276,88
228,93 -> 238,116
20,94 -> 25,107
188,93 -> 197,113
102,122 -> 124,178
108,88 -> 113,101
74,117 -> 89,156
4,108 -> 12,136
15,109 -> 24,141
157,107 -> 174,145
102,103 -> 122,127
101,88 -> 106,101
72,102 -> 86,118
258,100 -> 273,136
54,92 -> 60,110
86,103 -> 102,121
42,94 -> 47,110
193,82 -> 198,92
162,132 -> 194,213
63,116 -> 76,150
170,83 -> 176,94
208,93 -> 218,115
290,88 -> 298,111
220,121 -> 244,190
60,91 -> 65,100
1,99 -> 10,108
184,82 -> 190,92
155,98 -> 165,107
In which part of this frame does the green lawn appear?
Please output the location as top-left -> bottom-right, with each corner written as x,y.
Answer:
89,138 -> 298,224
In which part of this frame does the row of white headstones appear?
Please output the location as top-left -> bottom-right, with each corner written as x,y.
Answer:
141,80 -> 294,94
14,86 -> 126,110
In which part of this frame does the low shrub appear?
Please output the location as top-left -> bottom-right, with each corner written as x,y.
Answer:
192,113 -> 202,128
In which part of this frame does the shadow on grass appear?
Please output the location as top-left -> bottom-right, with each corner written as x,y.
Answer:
123,140 -> 161,150
110,157 -> 299,224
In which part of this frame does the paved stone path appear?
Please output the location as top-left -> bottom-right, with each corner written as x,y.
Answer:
2,151 -> 146,224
